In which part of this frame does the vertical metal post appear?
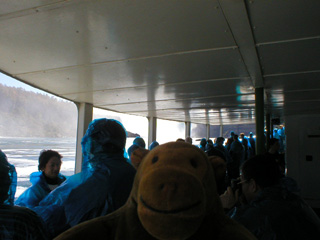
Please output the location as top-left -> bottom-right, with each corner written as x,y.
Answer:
185,122 -> 191,139
219,109 -> 224,137
266,113 -> 271,150
220,124 -> 223,137
75,102 -> 93,173
255,88 -> 265,154
148,117 -> 157,147
206,124 -> 210,139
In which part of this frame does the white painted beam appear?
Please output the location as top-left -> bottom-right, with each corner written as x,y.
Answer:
206,124 -> 210,139
148,117 -> 157,148
75,102 -> 93,173
219,0 -> 264,88
185,122 -> 191,139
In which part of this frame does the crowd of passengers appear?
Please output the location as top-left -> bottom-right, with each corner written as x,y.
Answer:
0,118 -> 319,239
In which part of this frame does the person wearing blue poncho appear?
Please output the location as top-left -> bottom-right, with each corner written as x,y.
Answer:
34,118 -> 136,238
133,136 -> 146,149
16,150 -> 66,208
0,150 -> 48,239
0,150 -> 17,206
149,140 -> 159,150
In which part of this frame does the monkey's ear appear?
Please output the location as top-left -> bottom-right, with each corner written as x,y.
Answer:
208,156 -> 227,182
130,148 -> 150,170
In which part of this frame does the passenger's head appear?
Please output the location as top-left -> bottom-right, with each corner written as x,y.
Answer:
240,155 -> 281,202
128,144 -> 141,161
149,141 -> 159,150
269,138 -> 280,152
0,150 -> 7,165
216,137 -> 225,146
176,138 -> 185,142
230,131 -> 235,137
0,151 -> 10,204
233,134 -> 239,140
82,118 -> 127,158
269,138 -> 279,146
133,137 -> 146,149
185,136 -> 192,144
249,132 -> 253,137
200,138 -> 207,147
38,150 -> 62,179
205,139 -> 214,151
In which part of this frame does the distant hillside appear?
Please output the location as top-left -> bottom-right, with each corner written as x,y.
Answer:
0,84 -> 77,138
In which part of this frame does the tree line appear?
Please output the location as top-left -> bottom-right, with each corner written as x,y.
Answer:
0,84 -> 77,138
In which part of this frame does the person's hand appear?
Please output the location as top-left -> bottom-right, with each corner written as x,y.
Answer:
220,186 -> 239,209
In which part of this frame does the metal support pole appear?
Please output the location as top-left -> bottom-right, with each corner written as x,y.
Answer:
148,117 -> 157,147
206,124 -> 210,139
185,122 -> 191,139
266,113 -> 271,150
75,102 -> 93,173
219,109 -> 224,137
255,88 -> 265,154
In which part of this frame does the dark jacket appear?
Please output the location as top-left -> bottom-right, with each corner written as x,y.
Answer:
229,186 -> 320,240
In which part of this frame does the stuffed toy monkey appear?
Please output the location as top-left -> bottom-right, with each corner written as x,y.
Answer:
55,142 -> 256,240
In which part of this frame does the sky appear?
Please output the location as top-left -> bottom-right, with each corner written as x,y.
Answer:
0,72 -> 43,93
0,72 -> 57,98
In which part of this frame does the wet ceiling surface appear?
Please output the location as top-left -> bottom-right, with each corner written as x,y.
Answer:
1,0 -> 319,125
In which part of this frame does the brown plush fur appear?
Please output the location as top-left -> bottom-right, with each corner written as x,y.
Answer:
55,142 -> 256,240
130,147 -> 149,170
208,155 -> 227,185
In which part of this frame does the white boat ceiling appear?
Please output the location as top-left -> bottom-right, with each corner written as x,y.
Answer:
1,0 -> 319,125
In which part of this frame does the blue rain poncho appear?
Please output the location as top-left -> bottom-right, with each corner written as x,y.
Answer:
34,118 -> 136,237
15,171 -> 66,208
133,136 -> 146,148
149,141 -> 159,150
0,150 -> 17,206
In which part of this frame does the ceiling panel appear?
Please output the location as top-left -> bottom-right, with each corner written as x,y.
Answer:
14,48 -> 249,95
1,0 -> 320,126
102,95 -> 255,114
63,77 -> 254,105
284,101 -> 320,116
283,90 -> 320,103
246,0 -> 320,43
0,0 -> 62,16
0,0 -> 235,74
264,72 -> 320,92
126,108 -> 256,125
257,39 -> 320,75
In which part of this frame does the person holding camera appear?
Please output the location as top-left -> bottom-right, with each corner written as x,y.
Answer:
220,155 -> 320,240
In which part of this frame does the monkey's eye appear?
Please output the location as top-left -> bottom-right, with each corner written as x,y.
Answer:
152,156 -> 158,164
190,158 -> 198,168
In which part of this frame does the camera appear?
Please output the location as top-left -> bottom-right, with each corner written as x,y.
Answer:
230,178 -> 242,195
